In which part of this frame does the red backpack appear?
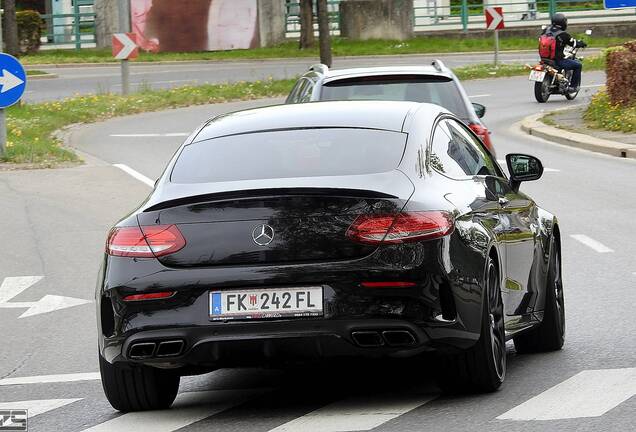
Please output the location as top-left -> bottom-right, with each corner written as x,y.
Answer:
538,33 -> 557,60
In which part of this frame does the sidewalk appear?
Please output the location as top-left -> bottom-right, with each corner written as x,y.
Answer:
521,107 -> 636,159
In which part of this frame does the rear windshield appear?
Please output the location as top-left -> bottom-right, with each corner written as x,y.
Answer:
321,75 -> 470,119
171,128 -> 407,184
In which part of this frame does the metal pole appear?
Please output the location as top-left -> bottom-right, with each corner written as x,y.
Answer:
494,29 -> 499,67
0,10 -> 6,158
74,0 -> 81,50
461,0 -> 468,32
118,0 -> 131,95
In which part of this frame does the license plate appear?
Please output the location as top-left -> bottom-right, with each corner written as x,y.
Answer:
209,287 -> 323,320
529,70 -> 546,82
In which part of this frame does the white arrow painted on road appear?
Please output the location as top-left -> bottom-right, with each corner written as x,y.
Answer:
0,276 -> 92,318
0,69 -> 24,93
0,398 -> 82,418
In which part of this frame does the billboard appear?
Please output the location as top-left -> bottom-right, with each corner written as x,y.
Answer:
130,0 -> 259,52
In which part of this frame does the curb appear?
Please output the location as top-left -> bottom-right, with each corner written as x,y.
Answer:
27,73 -> 58,80
520,111 -> 636,159
22,48 -> 601,69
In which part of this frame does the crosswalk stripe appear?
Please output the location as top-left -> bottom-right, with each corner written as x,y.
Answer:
268,393 -> 437,432
497,368 -> 636,421
0,398 -> 81,418
0,372 -> 100,386
80,389 -> 266,432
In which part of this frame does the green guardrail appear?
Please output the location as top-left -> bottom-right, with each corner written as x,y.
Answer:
40,0 -> 95,50
285,0 -> 636,34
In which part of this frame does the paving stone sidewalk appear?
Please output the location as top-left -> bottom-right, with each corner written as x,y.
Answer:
547,107 -> 636,146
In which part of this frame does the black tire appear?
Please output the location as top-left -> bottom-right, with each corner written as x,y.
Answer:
99,353 -> 180,412
564,71 -> 579,100
436,255 -> 506,393
534,77 -> 551,103
514,236 -> 565,353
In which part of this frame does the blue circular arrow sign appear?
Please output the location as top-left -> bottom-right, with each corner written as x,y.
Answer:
0,53 -> 27,108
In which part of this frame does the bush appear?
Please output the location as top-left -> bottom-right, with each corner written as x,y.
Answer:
605,41 -> 636,106
584,90 -> 636,133
16,10 -> 42,54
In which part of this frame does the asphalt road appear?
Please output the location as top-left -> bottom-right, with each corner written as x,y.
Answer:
23,49 -> 602,103
1,68 -> 635,432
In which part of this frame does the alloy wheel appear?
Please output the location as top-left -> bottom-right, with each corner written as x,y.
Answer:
487,261 -> 506,381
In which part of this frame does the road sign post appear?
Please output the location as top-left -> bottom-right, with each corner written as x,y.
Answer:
0,18 -> 28,158
117,0 -> 133,95
485,7 -> 505,67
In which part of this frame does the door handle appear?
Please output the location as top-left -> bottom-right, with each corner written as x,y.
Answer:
498,197 -> 510,207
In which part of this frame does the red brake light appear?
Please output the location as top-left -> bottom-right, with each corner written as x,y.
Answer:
106,225 -> 186,257
123,291 -> 175,301
346,211 -> 454,245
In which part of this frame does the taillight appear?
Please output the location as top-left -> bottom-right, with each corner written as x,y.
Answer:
469,122 -> 494,152
346,211 -> 454,245
106,225 -> 186,258
123,291 -> 175,301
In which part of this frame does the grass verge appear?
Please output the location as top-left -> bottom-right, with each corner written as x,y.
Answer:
583,90 -> 636,133
2,54 -> 606,165
20,35 -> 626,65
26,70 -> 49,76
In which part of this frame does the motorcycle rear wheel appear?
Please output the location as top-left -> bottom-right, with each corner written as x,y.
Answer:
534,77 -> 551,103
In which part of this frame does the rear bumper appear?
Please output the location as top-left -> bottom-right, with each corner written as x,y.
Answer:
97,236 -> 489,368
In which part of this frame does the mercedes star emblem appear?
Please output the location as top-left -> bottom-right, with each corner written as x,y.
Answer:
252,224 -> 275,246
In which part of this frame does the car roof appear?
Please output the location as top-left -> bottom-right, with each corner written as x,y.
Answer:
322,66 -> 455,83
192,100 -> 426,143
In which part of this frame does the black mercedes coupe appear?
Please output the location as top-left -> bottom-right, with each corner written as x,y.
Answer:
97,101 -> 564,412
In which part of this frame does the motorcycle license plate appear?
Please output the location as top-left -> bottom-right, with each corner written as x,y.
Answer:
529,70 -> 546,82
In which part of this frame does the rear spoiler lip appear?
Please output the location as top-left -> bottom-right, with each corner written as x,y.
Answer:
141,170 -> 415,213
142,187 -> 400,213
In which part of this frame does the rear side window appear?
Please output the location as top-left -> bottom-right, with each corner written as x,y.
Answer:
321,75 -> 470,119
171,128 -> 407,184
430,119 -> 498,178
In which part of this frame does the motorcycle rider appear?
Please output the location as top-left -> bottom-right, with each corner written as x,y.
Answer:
540,13 -> 587,93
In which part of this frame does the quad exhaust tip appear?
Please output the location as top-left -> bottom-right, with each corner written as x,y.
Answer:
351,330 -> 416,348
129,339 -> 184,359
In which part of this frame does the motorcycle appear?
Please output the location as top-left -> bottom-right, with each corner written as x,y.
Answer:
529,29 -> 591,103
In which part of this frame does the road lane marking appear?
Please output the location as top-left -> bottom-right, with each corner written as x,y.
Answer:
80,389 -> 265,432
469,94 -> 491,98
497,368 -> 636,420
497,159 -> 560,172
0,276 -> 43,304
268,393 -> 437,432
0,372 -> 100,386
570,234 -> 614,253
0,398 -> 82,418
113,164 -> 154,187
109,133 -> 189,137
580,84 -> 604,88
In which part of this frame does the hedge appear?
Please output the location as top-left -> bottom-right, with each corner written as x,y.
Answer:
16,10 -> 42,54
606,41 -> 636,106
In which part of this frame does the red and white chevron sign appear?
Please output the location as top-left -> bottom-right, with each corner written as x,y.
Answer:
485,7 -> 505,31
112,33 -> 138,60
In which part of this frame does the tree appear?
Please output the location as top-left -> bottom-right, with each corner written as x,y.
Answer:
3,0 -> 20,56
299,0 -> 314,49
316,0 -> 332,67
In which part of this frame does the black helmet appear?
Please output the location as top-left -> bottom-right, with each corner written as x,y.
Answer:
551,13 -> 567,30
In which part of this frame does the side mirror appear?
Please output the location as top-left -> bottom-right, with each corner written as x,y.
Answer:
541,24 -> 547,30
472,103 -> 486,118
506,153 -> 543,191
585,29 -> 592,36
